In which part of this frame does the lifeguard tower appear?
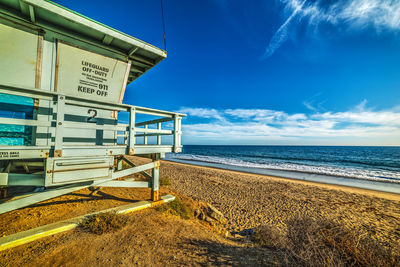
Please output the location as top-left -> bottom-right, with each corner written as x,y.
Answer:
0,0 -> 184,214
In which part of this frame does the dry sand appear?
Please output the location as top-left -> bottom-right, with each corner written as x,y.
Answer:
153,158 -> 400,246
1,209 -> 277,266
1,156 -> 399,265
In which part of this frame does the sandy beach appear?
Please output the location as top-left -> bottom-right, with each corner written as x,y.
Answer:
154,158 -> 400,246
1,156 -> 399,265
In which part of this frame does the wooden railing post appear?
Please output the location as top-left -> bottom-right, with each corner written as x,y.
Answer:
173,115 -> 182,153
144,125 -> 148,145
151,153 -> 160,201
54,95 -> 65,157
128,107 -> 135,155
157,122 -> 161,145
151,160 -> 160,201
178,117 -> 182,145
117,156 -> 123,171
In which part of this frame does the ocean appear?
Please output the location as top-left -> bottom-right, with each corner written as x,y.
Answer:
166,145 -> 400,194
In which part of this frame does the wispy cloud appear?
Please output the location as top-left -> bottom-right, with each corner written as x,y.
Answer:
261,0 -> 306,60
177,101 -> 400,145
302,92 -> 326,112
177,107 -> 227,122
262,0 -> 400,59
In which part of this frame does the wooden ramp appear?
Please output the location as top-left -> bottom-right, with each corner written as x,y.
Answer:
0,195 -> 175,251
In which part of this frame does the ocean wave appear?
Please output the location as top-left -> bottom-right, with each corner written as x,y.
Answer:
166,153 -> 400,183
206,153 -> 400,169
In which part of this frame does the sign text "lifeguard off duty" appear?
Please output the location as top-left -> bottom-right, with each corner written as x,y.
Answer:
78,61 -> 110,97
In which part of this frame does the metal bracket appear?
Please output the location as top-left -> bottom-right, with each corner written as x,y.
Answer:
54,150 -> 62,157
151,190 -> 159,201
33,98 -> 39,108
154,161 -> 160,169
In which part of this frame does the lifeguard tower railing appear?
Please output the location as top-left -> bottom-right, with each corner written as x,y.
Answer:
0,83 -> 184,214
0,83 -> 183,158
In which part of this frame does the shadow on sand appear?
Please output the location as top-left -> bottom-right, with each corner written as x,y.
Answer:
28,190 -> 141,208
181,238 -> 282,266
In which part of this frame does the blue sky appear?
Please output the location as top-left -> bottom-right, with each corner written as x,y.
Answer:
56,0 -> 400,145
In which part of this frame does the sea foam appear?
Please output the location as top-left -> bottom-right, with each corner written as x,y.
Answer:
166,153 -> 400,184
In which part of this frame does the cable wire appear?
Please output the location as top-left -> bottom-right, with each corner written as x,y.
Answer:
160,0 -> 167,51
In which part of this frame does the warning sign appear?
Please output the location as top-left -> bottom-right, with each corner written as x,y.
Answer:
56,42 -> 129,103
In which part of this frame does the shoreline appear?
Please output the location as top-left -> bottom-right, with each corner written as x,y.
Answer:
163,159 -> 400,201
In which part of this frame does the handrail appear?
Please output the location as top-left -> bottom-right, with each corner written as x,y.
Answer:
0,82 -> 185,153
135,117 -> 174,127
0,118 -> 173,135
0,83 -> 186,117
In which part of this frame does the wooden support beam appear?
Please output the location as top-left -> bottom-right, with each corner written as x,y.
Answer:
99,181 -> 150,188
102,35 -> 113,45
128,47 -> 138,57
128,73 -> 139,79
151,160 -> 160,201
131,54 -> 155,66
130,65 -> 145,74
122,156 -> 152,180
28,5 -> 35,23
19,1 -> 30,16
0,181 -> 100,215
13,162 -> 44,167
112,162 -> 156,179
0,173 -> 44,186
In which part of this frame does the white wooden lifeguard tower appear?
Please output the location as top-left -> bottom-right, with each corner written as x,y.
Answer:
0,0 -> 184,214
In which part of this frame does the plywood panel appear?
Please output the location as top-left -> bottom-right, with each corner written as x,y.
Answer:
0,24 -> 38,88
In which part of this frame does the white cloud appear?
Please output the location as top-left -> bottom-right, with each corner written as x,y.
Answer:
297,0 -> 400,30
225,108 -> 307,124
338,0 -> 400,30
313,110 -> 400,126
263,0 -> 400,59
177,107 -> 226,122
178,102 -> 400,145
